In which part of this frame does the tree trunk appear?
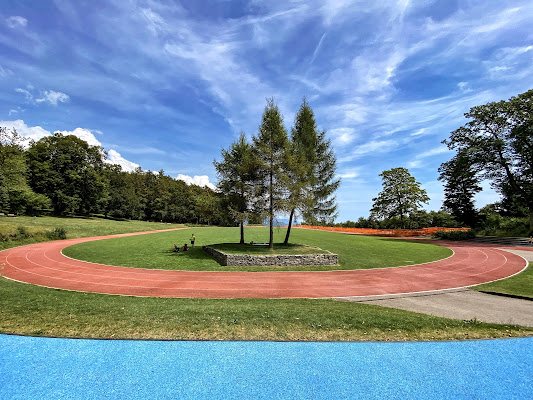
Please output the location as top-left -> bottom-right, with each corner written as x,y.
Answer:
283,208 -> 295,245
269,171 -> 274,249
240,221 -> 245,244
529,206 -> 533,235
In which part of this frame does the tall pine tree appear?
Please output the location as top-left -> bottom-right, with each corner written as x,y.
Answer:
284,98 -> 340,243
253,98 -> 289,249
214,132 -> 259,244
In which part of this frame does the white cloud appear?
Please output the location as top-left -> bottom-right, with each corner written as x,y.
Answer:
106,149 -> 140,172
337,170 -> 359,179
406,160 -> 423,169
6,16 -> 28,28
341,139 -> 400,161
15,88 -> 33,102
330,127 -> 356,145
0,65 -> 13,78
57,127 -> 102,147
416,146 -> 450,159
0,119 -> 50,145
176,174 -> 216,190
36,90 -> 70,105
0,120 -> 140,172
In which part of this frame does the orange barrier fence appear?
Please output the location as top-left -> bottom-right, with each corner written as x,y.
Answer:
293,225 -> 470,237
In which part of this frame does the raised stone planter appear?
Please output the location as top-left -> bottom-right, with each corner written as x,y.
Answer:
203,246 -> 338,267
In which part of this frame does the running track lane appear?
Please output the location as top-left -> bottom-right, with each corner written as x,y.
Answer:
0,230 -> 530,298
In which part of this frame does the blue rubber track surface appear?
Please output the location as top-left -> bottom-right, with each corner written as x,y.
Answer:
1,335 -> 531,399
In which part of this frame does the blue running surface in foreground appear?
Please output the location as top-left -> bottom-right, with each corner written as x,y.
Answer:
1,335 -> 531,399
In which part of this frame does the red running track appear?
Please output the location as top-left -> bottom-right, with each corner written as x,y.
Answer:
0,230 -> 530,298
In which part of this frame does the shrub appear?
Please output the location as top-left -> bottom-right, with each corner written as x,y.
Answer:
433,230 -> 475,241
16,226 -> 33,239
46,227 -> 67,240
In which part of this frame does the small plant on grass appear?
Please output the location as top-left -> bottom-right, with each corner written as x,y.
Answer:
46,227 -> 67,240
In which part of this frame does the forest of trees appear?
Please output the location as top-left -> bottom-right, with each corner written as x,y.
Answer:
0,127 -> 232,226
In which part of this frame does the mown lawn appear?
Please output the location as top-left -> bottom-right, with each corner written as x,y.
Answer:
0,276 -> 530,341
0,215 -> 182,251
472,263 -> 533,299
62,226 -> 453,272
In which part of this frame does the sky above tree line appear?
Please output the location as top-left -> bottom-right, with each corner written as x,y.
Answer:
1,0 -> 532,222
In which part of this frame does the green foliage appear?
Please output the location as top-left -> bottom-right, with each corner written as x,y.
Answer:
45,227 -> 67,240
0,126 -> 50,215
433,230 -> 475,241
443,89 -> 533,230
214,132 -> 260,242
439,152 -> 481,227
290,98 -> 340,230
370,167 -> 429,228
0,224 -> 64,243
253,98 -> 290,248
26,132 -> 107,215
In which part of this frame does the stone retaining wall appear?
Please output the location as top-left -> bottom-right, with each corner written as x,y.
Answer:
203,246 -> 338,267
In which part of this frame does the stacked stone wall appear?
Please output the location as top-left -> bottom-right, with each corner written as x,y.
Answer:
203,246 -> 338,267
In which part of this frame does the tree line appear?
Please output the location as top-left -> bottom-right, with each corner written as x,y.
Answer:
0,127 -> 230,225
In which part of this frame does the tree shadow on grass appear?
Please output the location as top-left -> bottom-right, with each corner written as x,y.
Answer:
162,247 -> 217,262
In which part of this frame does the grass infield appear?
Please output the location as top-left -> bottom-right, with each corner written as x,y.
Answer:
62,226 -> 453,272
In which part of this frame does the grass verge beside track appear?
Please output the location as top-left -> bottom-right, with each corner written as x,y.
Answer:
0,215 -> 182,251
62,227 -> 452,271
472,263 -> 533,299
0,276 -> 531,341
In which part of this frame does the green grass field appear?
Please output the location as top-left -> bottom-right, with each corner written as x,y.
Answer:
0,215 -> 181,251
1,216 -> 532,340
62,226 -> 453,271
0,275 -> 530,341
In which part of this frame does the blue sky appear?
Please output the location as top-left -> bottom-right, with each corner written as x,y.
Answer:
1,0 -> 532,222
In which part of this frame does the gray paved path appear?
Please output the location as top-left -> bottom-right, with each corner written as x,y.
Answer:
337,249 -> 533,327
339,289 -> 533,327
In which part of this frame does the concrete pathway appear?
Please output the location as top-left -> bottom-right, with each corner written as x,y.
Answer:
338,248 -> 533,327
339,288 -> 533,327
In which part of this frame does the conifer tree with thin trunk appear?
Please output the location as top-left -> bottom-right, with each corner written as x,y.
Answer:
214,132 -> 258,244
284,98 -> 340,243
253,98 -> 289,249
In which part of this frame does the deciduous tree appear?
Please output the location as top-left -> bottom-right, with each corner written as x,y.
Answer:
443,89 -> 533,231
26,133 -> 107,215
370,167 -> 429,228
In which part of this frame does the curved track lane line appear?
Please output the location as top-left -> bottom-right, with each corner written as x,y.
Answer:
0,230 -> 530,298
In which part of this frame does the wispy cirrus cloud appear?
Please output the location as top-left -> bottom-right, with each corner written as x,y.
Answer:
36,90 -> 70,105
6,16 -> 28,28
